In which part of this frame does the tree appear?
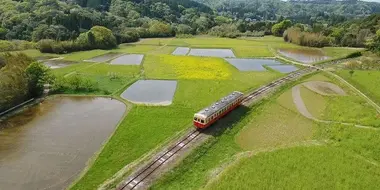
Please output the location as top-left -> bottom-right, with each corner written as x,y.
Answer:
26,61 -> 52,97
148,20 -> 174,37
214,16 -> 231,26
348,70 -> 355,77
176,24 -> 193,34
367,29 -> 380,53
272,20 -> 292,37
0,28 -> 7,40
87,26 -> 117,49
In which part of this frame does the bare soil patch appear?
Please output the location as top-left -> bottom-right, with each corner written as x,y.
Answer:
303,81 -> 346,96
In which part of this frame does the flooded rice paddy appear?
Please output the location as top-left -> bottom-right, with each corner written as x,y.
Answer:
110,54 -> 144,65
267,65 -> 299,73
188,48 -> 236,58
0,96 -> 126,190
121,80 -> 177,106
84,52 -> 124,63
225,58 -> 282,71
172,47 -> 190,56
278,48 -> 330,64
38,58 -> 76,69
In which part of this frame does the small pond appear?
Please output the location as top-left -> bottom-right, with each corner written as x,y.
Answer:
110,54 -> 144,65
225,58 -> 282,71
121,80 -> 177,106
172,47 -> 190,56
0,96 -> 126,190
278,49 -> 330,64
37,58 -> 76,69
85,52 -> 124,63
188,49 -> 236,58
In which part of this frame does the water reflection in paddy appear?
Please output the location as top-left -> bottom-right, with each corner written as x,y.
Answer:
0,96 -> 126,190
278,48 -> 330,64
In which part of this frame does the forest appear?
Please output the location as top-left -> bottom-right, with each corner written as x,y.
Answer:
1,0 -> 380,43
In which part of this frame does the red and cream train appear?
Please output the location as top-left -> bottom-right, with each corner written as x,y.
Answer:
193,91 -> 244,129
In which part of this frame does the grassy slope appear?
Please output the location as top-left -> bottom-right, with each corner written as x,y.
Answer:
300,73 -> 379,127
338,70 -> 380,105
236,103 -> 314,150
152,72 -> 380,190
207,123 -> 380,190
205,146 -> 380,190
151,81 -> 317,190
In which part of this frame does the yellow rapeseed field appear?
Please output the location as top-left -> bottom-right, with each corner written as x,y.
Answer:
161,55 -> 232,80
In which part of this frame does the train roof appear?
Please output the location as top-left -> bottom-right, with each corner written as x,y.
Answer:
195,91 -> 244,119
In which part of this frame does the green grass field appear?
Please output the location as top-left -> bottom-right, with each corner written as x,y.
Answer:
338,70 -> 380,105
68,37 -> 287,190
151,72 -> 380,190
298,74 -> 379,127
15,36 -> 374,190
205,146 -> 380,190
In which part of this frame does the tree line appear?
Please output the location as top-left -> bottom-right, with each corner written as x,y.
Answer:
269,14 -> 380,52
195,0 -> 380,24
0,53 -> 50,113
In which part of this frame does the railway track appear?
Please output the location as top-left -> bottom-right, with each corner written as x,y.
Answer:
116,67 -> 316,190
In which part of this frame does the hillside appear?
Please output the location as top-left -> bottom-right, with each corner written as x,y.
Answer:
0,0 -> 215,41
195,0 -> 380,22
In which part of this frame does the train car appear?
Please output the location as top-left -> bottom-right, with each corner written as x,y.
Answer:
193,91 -> 244,129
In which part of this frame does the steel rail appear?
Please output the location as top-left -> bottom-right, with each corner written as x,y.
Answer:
117,67 -> 316,190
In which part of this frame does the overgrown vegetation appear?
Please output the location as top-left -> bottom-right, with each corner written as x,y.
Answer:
283,14 -> 380,48
0,53 -> 51,112
38,26 -> 117,54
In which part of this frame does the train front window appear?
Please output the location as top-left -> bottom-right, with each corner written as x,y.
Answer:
201,120 -> 204,123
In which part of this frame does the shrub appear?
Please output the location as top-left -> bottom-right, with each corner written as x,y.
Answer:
345,51 -> 363,59
272,20 -> 292,37
208,24 -> 241,38
88,26 -> 117,49
148,20 -> 174,37
176,34 -> 194,38
51,74 -> 99,93
38,26 -> 118,54
51,43 -> 65,54
37,39 -> 55,53
284,27 -> 331,47
175,24 -> 194,35
26,61 -> 52,97
0,53 -> 34,112
0,40 -> 16,51
0,27 -> 6,40
114,28 -> 140,44
242,31 -> 265,37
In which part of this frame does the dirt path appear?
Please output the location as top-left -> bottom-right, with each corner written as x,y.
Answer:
292,85 -> 315,120
292,84 -> 379,130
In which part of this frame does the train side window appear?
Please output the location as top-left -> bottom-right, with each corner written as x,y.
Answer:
201,120 -> 204,123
